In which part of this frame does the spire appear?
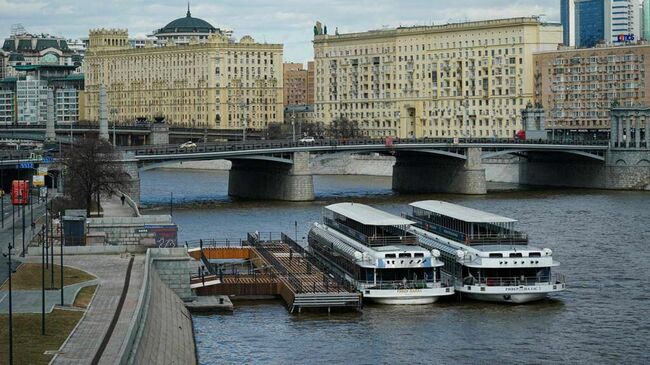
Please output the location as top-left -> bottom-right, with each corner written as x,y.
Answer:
186,1 -> 191,17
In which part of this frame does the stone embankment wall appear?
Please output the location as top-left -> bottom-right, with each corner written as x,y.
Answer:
119,249 -> 197,365
310,153 -> 395,176
86,215 -> 173,246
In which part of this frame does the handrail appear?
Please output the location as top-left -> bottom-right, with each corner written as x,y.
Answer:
463,274 -> 566,287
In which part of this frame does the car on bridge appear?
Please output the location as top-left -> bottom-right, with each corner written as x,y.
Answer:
179,141 -> 197,149
299,136 -> 315,143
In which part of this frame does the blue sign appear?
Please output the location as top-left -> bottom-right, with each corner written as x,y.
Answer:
42,156 -> 54,163
615,34 -> 635,43
17,163 -> 34,169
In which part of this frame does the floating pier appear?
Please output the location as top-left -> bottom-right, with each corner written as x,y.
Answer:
187,233 -> 362,313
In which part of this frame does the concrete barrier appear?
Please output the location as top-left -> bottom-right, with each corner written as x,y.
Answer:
117,248 -> 196,365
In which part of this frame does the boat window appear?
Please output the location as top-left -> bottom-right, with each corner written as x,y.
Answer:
413,253 -> 425,258
529,252 -> 541,257
509,253 -> 522,257
398,253 -> 411,258
384,254 -> 396,258
489,253 -> 503,258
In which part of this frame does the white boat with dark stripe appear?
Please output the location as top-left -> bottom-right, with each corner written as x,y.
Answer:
405,200 -> 566,304
308,203 -> 454,305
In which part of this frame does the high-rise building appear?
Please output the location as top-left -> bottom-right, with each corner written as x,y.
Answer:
534,44 -> 650,135
561,0 -> 640,48
83,7 -> 284,129
643,0 -> 650,40
0,64 -> 84,125
314,17 -> 562,138
283,62 -> 315,106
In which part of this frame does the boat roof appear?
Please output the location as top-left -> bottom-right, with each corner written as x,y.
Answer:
373,245 -> 430,253
409,200 -> 517,224
325,203 -> 414,226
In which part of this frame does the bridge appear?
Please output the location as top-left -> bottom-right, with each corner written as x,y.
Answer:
0,123 -> 256,146
109,137 -> 650,205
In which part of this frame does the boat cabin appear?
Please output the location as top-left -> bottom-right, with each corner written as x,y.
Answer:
407,200 -> 528,245
323,203 -> 417,247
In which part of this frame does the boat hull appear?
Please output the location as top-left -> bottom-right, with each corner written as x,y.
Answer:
458,282 -> 565,304
362,287 -> 454,305
463,292 -> 548,304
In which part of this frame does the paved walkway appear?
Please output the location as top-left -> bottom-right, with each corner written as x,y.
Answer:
49,254 -> 145,364
101,194 -> 136,218
0,194 -> 49,285
0,279 -> 99,314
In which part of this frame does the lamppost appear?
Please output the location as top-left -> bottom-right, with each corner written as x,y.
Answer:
239,100 -> 248,142
3,242 -> 14,365
110,107 -> 118,147
291,111 -> 296,142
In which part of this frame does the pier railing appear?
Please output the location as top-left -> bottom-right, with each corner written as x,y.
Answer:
248,233 -> 305,293
281,233 -> 358,293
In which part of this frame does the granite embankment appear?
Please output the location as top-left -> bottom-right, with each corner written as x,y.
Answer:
154,153 -> 524,183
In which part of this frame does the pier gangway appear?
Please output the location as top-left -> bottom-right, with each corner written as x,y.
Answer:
186,234 -> 361,312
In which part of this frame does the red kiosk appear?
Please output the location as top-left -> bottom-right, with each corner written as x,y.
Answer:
11,180 -> 29,205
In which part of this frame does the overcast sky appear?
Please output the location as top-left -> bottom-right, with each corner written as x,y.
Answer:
1,0 -> 561,63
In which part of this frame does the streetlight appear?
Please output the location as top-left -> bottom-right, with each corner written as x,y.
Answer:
3,242 -> 14,365
110,107 -> 118,147
291,111 -> 296,142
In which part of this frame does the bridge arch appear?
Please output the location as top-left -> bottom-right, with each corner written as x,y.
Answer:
482,149 -> 605,161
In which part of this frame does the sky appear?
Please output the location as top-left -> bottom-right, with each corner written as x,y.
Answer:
0,0 -> 561,63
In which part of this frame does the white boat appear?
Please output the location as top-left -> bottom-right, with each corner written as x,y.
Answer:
405,200 -> 566,304
308,203 -> 454,305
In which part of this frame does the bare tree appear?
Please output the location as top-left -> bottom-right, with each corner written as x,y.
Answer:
265,122 -> 285,140
61,137 -> 128,216
302,121 -> 326,139
328,117 -> 360,139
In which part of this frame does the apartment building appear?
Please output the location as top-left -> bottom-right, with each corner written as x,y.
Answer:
283,62 -> 315,106
534,44 -> 650,132
314,17 -> 562,138
83,8 -> 283,129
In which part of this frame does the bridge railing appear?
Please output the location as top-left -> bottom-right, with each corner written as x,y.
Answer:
121,137 -> 611,156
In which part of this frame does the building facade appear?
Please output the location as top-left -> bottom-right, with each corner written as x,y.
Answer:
84,10 -> 283,129
534,44 -> 650,134
643,0 -> 650,40
1,32 -> 81,78
562,0 -> 640,48
283,61 -> 315,106
314,17 -> 562,138
0,64 -> 84,125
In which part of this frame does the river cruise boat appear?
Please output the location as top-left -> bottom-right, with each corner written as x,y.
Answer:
308,203 -> 454,305
405,200 -> 565,304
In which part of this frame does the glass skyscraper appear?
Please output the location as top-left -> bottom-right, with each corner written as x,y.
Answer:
561,0 -> 639,48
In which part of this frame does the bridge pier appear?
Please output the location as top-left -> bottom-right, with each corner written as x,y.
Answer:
228,152 -> 314,201
392,147 -> 487,194
120,154 -> 141,206
519,149 -> 650,190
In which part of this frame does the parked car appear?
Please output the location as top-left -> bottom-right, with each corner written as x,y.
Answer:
179,141 -> 197,149
299,136 -> 315,143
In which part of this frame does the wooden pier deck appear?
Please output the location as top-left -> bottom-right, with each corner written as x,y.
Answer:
187,234 -> 361,312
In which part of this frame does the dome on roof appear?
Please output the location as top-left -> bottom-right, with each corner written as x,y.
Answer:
156,6 -> 218,35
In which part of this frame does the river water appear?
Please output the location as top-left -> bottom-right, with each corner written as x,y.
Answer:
141,169 -> 650,364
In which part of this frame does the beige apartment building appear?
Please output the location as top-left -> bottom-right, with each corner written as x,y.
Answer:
314,17 -> 562,138
534,44 -> 650,132
83,10 -> 283,129
283,61 -> 315,106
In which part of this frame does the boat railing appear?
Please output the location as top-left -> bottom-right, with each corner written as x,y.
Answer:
324,218 -> 417,246
461,274 -> 566,287
361,279 -> 449,290
405,214 -> 528,245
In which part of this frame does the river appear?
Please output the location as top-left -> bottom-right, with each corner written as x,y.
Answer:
141,169 -> 650,364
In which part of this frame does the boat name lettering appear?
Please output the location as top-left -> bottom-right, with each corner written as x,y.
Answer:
504,286 -> 542,292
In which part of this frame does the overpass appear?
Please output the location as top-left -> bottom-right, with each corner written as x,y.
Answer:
0,123 -> 257,146
111,137 -> 650,205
